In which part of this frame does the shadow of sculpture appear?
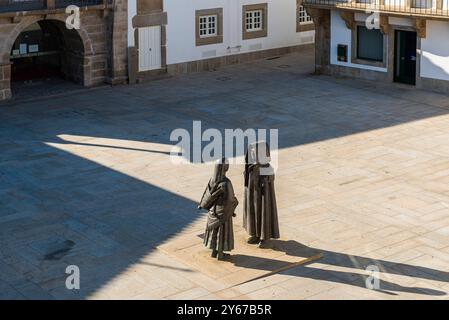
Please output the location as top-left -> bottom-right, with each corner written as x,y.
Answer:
229,240 -> 447,296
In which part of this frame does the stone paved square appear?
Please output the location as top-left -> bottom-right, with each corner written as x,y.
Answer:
1,47 -> 449,299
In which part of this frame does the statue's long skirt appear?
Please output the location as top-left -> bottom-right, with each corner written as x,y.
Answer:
204,217 -> 234,252
243,171 -> 280,241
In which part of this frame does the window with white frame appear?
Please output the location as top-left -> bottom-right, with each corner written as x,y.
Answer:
199,14 -> 218,38
245,10 -> 263,32
297,5 -> 312,24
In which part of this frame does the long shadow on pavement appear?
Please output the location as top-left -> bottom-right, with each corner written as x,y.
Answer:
232,240 -> 447,297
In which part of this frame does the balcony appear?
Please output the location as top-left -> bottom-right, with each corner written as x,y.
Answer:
55,0 -> 108,8
0,0 -> 108,14
0,0 -> 45,12
303,0 -> 449,18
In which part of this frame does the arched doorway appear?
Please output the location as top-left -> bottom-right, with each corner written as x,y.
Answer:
9,19 -> 86,97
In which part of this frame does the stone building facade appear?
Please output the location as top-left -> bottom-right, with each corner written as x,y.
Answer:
0,0 -> 317,101
127,0 -> 316,82
0,0 -> 128,101
304,0 -> 449,93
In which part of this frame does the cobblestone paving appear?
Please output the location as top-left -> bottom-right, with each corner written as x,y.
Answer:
1,46 -> 449,299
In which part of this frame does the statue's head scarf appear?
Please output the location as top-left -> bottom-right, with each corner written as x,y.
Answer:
246,141 -> 271,165
198,158 -> 229,211
210,157 -> 229,187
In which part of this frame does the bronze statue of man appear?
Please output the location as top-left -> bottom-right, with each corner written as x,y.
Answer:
199,158 -> 238,260
243,141 -> 280,248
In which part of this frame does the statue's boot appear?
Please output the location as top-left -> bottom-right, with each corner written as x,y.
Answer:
247,236 -> 260,244
217,252 -> 230,261
258,240 -> 270,249
211,250 -> 218,258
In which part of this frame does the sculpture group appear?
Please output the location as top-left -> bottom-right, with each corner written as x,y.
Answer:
198,142 -> 279,260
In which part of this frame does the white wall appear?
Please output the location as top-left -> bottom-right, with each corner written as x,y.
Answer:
330,10 -> 387,73
421,20 -> 449,81
163,0 -> 314,65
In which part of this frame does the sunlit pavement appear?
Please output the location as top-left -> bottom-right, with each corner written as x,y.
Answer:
1,46 -> 449,299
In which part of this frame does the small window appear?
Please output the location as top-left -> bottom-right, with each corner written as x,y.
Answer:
357,26 -> 383,62
297,5 -> 312,25
246,10 -> 263,32
196,8 -> 223,46
242,3 -> 267,40
199,15 -> 218,38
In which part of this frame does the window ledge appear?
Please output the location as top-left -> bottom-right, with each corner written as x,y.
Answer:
351,58 -> 386,68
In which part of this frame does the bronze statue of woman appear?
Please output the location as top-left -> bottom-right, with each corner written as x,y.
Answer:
199,158 -> 238,260
243,141 -> 280,248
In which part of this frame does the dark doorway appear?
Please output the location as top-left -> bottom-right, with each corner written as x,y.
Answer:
9,20 -> 85,99
10,21 -> 65,82
394,30 -> 417,85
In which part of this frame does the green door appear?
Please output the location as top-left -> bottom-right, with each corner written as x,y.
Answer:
394,30 -> 417,85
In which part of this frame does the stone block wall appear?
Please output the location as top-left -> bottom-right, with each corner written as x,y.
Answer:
306,8 -> 330,75
0,63 -> 11,100
0,1 -> 128,101
107,0 -> 129,84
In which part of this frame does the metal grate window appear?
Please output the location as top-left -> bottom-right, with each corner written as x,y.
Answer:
297,5 -> 313,24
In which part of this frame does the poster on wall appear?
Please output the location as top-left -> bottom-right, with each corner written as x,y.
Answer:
29,44 -> 39,53
19,43 -> 27,55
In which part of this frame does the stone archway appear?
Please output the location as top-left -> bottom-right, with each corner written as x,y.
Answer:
0,15 -> 94,100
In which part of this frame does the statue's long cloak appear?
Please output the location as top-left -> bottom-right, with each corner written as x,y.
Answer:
243,143 -> 280,241
199,164 -> 237,252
